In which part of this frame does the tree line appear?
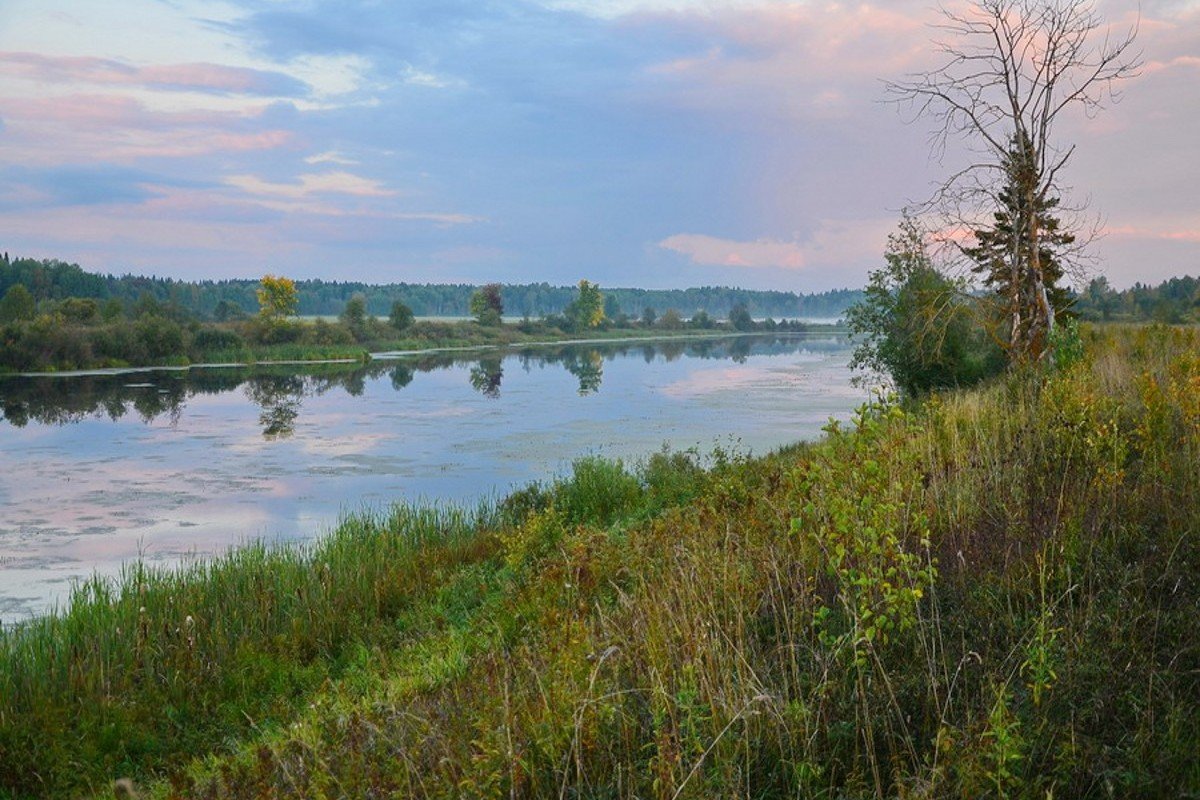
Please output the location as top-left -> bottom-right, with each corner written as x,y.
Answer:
0,266 -> 822,372
1072,275 -> 1200,325
0,253 -> 861,320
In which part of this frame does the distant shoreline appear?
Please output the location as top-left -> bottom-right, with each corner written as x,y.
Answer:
4,326 -> 848,379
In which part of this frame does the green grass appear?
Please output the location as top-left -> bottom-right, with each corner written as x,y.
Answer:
2,324 -> 1198,798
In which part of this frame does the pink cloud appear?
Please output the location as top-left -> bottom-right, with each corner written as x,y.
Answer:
0,51 -> 306,96
659,233 -> 807,269
1141,55 -> 1200,74
636,2 -> 932,122
1103,225 -> 1200,244
0,94 -> 293,164
660,219 -> 893,273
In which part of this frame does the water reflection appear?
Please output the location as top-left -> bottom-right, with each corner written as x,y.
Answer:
245,375 -> 304,440
468,356 -> 504,398
565,351 -> 603,395
0,333 -> 862,621
0,335 -> 848,437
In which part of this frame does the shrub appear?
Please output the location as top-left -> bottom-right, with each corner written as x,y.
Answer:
191,327 -> 245,354
553,457 -> 643,528
134,316 -> 184,360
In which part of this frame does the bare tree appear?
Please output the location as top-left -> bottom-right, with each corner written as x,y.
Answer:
888,0 -> 1139,360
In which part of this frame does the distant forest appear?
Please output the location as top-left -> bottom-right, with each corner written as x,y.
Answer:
0,254 -> 861,320
1072,275 -> 1200,324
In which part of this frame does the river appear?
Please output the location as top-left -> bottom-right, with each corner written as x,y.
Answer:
0,334 -> 862,620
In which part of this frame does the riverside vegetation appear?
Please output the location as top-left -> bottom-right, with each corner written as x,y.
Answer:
1,323 -> 1197,798
0,271 -> 818,374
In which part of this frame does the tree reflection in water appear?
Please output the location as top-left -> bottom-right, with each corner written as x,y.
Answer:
0,334 -> 844,433
565,350 -> 603,395
468,357 -> 504,398
244,375 -> 306,439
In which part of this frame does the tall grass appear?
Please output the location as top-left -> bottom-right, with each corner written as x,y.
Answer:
0,503 -> 497,798
2,324 -> 1198,799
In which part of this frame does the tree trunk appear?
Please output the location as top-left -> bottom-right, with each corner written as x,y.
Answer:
1027,183 -> 1054,360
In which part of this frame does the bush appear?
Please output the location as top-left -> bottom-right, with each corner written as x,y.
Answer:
134,316 -> 185,360
553,457 -> 643,528
305,318 -> 355,346
389,300 -> 415,332
191,327 -> 245,354
57,298 -> 100,325
847,215 -> 1003,395
246,317 -> 304,345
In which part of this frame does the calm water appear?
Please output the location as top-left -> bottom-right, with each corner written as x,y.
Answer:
0,335 -> 861,620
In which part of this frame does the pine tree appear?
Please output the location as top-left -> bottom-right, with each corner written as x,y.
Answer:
965,132 -> 1075,359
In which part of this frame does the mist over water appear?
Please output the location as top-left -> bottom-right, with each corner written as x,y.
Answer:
0,335 -> 863,621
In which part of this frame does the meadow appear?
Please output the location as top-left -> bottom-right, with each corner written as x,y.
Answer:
1,324 -> 1197,798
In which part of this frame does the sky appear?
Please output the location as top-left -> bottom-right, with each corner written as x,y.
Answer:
0,0 -> 1196,291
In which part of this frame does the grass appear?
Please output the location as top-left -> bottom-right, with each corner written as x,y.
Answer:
1,324 -> 1198,798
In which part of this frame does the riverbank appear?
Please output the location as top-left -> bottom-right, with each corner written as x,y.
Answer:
0,315 -> 842,376
1,324 -> 1197,798
5,327 -> 844,379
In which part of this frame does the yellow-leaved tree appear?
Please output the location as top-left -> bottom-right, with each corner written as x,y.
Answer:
257,274 -> 298,320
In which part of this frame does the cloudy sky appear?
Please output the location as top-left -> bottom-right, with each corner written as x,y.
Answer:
0,0 -> 1195,291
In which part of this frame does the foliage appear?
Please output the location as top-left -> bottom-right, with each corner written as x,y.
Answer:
965,131 -> 1075,358
339,293 -> 369,341
0,284 -> 36,323
565,279 -> 606,329
58,297 -> 100,324
255,275 -> 298,320
469,283 -> 504,326
729,303 -> 753,331
388,300 -> 414,331
658,308 -> 684,330
211,299 -> 245,322
846,214 -> 1003,395
1072,274 -> 1200,323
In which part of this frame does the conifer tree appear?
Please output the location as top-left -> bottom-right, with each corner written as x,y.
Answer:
965,132 -> 1075,356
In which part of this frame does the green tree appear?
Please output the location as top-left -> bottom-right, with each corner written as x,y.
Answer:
470,284 -> 504,326
603,294 -> 621,321
59,298 -> 99,325
0,284 -> 36,323
133,293 -> 163,319
389,300 -> 415,332
641,306 -> 657,327
212,299 -> 244,322
729,303 -> 754,332
257,274 -> 299,320
567,280 -> 605,329
846,214 -> 1002,396
658,308 -> 683,330
340,293 -> 369,340
101,297 -> 125,322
